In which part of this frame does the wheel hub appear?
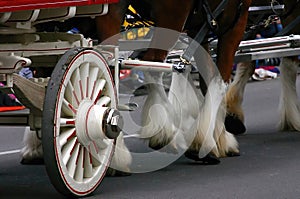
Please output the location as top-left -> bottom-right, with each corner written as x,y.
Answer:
75,100 -> 123,146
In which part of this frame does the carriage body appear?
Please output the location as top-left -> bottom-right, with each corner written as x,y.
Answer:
0,0 -> 118,12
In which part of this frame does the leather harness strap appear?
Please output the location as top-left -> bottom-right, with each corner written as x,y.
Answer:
275,0 -> 300,36
181,0 -> 229,64
275,15 -> 300,36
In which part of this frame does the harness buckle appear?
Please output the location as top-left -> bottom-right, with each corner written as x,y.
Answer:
179,56 -> 191,65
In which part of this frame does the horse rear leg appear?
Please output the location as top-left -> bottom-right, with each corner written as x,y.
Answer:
140,0 -> 194,62
106,132 -> 132,176
20,127 -> 43,164
225,61 -> 255,135
279,56 -> 300,131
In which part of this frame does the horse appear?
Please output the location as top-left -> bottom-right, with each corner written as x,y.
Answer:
225,0 -> 300,136
20,0 -> 253,173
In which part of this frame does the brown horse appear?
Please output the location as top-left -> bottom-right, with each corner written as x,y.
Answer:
94,0 -> 252,163
225,0 -> 300,135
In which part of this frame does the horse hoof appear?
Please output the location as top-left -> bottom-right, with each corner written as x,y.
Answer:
106,168 -> 131,177
200,154 -> 221,165
184,151 -> 220,165
149,142 -> 165,151
225,114 -> 246,135
20,158 -> 44,165
133,85 -> 148,96
226,151 -> 240,157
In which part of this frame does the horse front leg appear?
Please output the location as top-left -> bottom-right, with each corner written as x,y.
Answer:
213,0 -> 252,157
217,0 -> 252,82
140,72 -> 179,153
214,98 -> 240,157
137,0 -> 195,152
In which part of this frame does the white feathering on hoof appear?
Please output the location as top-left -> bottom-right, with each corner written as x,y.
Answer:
20,126 -> 43,161
109,132 -> 132,173
196,76 -> 227,158
217,130 -> 239,157
279,57 -> 300,131
168,70 -> 203,150
168,70 -> 202,121
140,72 -> 178,152
214,100 -> 239,157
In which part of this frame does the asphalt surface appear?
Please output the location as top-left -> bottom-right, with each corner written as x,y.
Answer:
1,76 -> 300,199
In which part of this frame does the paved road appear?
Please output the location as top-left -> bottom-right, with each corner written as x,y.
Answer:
1,77 -> 300,199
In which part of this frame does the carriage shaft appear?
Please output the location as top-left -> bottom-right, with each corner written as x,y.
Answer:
235,35 -> 300,62
120,59 -> 174,73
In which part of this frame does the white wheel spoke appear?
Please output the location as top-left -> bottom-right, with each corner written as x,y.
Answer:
66,81 -> 80,107
67,142 -> 80,178
88,142 -> 101,167
88,66 -> 99,99
59,128 -> 76,147
88,139 -> 110,166
84,148 -> 93,178
91,79 -> 106,103
71,68 -> 83,102
74,147 -> 84,182
96,96 -> 111,107
62,98 -> 77,116
62,137 -> 77,165
80,62 -> 90,99
60,118 -> 75,127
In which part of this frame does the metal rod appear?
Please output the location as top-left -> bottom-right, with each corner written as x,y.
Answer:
120,59 -> 173,72
238,35 -> 300,50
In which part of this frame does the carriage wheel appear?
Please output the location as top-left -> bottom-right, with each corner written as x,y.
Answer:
42,47 -> 121,197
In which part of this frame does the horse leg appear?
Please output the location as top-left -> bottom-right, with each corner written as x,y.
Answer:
214,99 -> 240,157
95,4 -> 134,176
140,72 -> 179,153
20,127 -> 43,164
106,132 -> 132,176
142,0 -> 224,163
217,0 -> 251,81
167,67 -> 221,163
140,0 -> 194,62
95,1 -> 129,43
279,56 -> 300,131
137,0 -> 196,151
211,0 -> 251,157
225,61 -> 255,135
185,76 -> 228,164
